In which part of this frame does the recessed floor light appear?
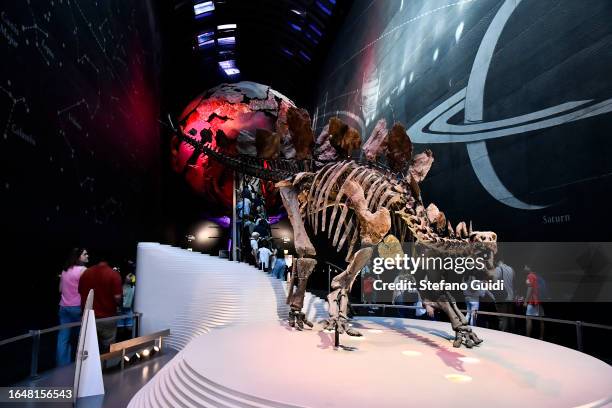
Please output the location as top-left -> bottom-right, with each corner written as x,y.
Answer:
458,357 -> 480,364
444,374 -> 472,383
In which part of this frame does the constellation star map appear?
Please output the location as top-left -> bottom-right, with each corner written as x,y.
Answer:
1,0 -> 161,236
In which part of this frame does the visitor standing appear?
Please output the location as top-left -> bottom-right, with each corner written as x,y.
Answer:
493,258 -> 515,331
118,272 -> 136,335
242,184 -> 252,201
524,265 -> 545,339
463,274 -> 495,326
56,248 -> 89,366
254,216 -> 270,238
243,216 -> 255,237
237,193 -> 252,218
362,268 -> 377,312
250,232 -> 260,265
392,273 -> 425,318
271,249 -> 287,280
258,243 -> 272,272
78,260 -> 122,353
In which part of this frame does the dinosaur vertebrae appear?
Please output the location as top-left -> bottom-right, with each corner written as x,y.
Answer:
175,132 -> 294,181
396,209 -> 498,256
295,161 -> 410,261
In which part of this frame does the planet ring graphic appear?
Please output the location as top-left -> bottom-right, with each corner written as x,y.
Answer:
408,89 -> 612,145
407,0 -> 612,210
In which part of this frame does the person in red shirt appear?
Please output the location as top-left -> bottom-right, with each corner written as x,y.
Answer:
78,261 -> 122,353
523,265 -> 545,340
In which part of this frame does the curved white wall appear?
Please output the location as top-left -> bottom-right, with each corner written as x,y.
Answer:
134,243 -> 327,350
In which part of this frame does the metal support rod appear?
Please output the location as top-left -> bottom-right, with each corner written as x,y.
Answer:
334,326 -> 340,348
29,330 -> 40,379
232,171 -> 238,262
131,314 -> 137,339
576,321 -> 583,351
327,266 -> 331,294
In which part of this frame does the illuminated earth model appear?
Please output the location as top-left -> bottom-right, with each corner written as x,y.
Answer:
171,81 -> 301,208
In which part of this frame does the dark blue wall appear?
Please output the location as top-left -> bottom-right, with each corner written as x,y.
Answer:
314,0 -> 612,241
0,0 -> 163,381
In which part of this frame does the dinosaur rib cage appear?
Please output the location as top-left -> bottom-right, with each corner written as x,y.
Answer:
299,161 -> 413,261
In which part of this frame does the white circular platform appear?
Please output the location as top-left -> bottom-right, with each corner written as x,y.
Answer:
176,317 -> 612,408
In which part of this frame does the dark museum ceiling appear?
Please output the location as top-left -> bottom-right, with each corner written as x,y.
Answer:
157,0 -> 353,114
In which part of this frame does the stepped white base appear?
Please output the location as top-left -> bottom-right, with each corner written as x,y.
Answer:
130,317 -> 612,408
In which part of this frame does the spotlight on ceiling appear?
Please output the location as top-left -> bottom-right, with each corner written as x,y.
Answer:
217,36 -> 236,46
196,31 -> 215,49
224,68 -> 240,76
217,23 -> 237,30
291,9 -> 305,16
218,60 -> 236,69
316,1 -> 332,16
219,60 -> 240,76
309,24 -> 323,37
305,32 -> 319,44
153,345 -> 160,352
299,50 -> 311,61
141,348 -> 150,357
194,1 -> 215,18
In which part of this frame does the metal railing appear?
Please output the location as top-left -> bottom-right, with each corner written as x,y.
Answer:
351,303 -> 612,352
0,312 -> 141,378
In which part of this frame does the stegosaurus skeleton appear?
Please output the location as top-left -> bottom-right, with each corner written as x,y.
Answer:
175,128 -> 497,348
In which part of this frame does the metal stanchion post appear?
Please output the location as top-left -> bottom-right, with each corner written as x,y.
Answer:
131,314 -> 137,339
29,330 -> 40,379
576,321 -> 583,351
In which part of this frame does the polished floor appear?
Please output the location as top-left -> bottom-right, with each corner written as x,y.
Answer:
14,348 -> 177,407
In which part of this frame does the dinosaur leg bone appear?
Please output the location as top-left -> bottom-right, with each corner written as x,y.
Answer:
287,258 -> 317,330
278,184 -> 316,257
343,180 -> 391,246
431,293 -> 482,348
321,247 -> 373,336
277,182 -> 318,330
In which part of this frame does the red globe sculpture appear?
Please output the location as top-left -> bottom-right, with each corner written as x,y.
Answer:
171,82 -> 297,210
